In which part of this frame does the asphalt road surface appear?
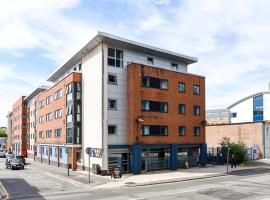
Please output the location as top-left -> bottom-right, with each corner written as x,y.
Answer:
1,158 -> 270,199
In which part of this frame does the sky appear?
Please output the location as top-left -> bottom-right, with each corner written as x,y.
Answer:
0,0 -> 270,126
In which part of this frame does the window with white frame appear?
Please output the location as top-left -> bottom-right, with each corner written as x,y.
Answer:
108,99 -> 117,110
55,108 -> 62,119
108,125 -> 117,135
108,74 -> 117,84
107,48 -> 123,68
54,89 -> 63,100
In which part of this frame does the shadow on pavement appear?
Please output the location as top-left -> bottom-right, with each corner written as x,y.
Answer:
228,167 -> 270,176
1,178 -> 45,199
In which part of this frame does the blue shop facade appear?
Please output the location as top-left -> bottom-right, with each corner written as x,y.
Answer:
108,143 -> 207,174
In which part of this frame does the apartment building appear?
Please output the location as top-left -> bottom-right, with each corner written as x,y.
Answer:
6,111 -> 13,151
12,96 -> 27,156
24,87 -> 48,159
35,73 -> 82,169
9,32 -> 206,174
41,32 -> 207,174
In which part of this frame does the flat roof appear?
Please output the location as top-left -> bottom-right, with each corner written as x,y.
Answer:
24,86 -> 49,102
47,32 -> 198,82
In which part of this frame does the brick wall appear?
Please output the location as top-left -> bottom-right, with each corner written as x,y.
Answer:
127,63 -> 205,145
36,72 -> 81,145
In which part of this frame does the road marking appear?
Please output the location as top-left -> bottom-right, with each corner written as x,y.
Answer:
0,181 -> 10,200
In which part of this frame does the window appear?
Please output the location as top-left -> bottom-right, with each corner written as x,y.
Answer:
178,104 -> 186,114
171,63 -> 179,70
55,109 -> 62,119
46,96 -> 52,105
141,100 -> 168,112
39,116 -> 45,124
194,127 -> 201,136
39,100 -> 45,109
78,63 -> 82,71
193,106 -> 200,116
141,125 -> 168,136
179,126 -> 186,136
108,99 -> 117,110
67,128 -> 73,143
108,125 -> 117,135
147,56 -> 154,65
46,130 -> 52,138
108,74 -> 117,84
178,82 -> 185,93
193,85 -> 200,95
142,76 -> 168,90
39,131 -> 44,139
231,112 -> 237,118
46,113 -> 52,121
66,84 -> 73,102
54,89 -> 63,100
75,83 -> 81,100
108,48 -> 123,68
55,128 -> 62,138
67,105 -> 73,123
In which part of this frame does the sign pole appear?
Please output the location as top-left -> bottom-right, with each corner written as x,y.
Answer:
88,154 -> 91,183
226,147 -> 230,174
67,148 -> 70,176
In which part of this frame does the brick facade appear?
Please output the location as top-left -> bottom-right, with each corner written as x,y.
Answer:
128,63 -> 205,145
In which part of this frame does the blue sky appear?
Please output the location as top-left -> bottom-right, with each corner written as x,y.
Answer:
0,0 -> 270,126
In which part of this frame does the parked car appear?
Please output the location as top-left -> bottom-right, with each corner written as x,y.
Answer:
0,150 -> 5,158
5,153 -> 15,167
8,158 -> 24,170
15,155 -> 25,164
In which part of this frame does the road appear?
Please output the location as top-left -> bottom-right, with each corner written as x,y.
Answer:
1,158 -> 270,199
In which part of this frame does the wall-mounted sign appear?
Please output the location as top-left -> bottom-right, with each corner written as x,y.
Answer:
85,147 -> 103,158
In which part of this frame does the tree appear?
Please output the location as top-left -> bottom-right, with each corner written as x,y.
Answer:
0,130 -> 7,138
220,137 -> 247,164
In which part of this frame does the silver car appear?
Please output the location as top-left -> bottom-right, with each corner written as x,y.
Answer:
0,150 -> 5,158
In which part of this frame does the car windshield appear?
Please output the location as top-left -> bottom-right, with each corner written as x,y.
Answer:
11,159 -> 21,164
16,156 -> 23,159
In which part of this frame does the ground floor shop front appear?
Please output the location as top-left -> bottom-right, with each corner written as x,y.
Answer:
108,143 -> 207,174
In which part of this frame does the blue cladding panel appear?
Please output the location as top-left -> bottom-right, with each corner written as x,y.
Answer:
170,144 -> 178,170
253,95 -> 263,122
199,143 -> 207,165
133,144 -> 141,174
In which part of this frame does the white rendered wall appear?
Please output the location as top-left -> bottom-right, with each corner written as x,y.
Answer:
105,45 -> 188,145
82,44 -> 103,167
263,94 -> 270,121
230,98 -> 253,123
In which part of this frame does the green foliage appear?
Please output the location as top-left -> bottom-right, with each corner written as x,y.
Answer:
219,136 -> 247,164
0,130 -> 7,138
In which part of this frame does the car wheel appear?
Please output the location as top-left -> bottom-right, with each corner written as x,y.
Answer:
22,166 -> 24,170
11,167 -> 13,170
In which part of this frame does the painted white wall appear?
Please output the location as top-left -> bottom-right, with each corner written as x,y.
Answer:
82,44 -> 103,167
263,94 -> 270,120
230,98 -> 253,123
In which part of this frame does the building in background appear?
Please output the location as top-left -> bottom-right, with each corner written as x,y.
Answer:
206,109 -> 230,125
9,32 -> 207,174
35,73 -> 81,170
206,121 -> 270,159
24,87 -> 48,159
12,96 -> 27,156
228,91 -> 270,123
6,112 -> 13,151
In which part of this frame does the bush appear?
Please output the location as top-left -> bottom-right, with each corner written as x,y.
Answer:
0,130 -> 7,138
219,137 -> 247,164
